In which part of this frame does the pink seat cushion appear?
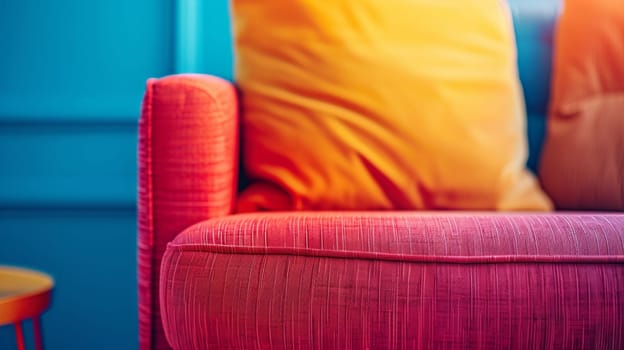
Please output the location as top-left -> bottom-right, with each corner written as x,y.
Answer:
161,212 -> 624,349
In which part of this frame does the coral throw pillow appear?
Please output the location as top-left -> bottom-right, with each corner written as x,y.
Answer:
234,0 -> 552,211
539,0 -> 624,210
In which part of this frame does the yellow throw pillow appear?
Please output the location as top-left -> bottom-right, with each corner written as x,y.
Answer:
234,0 -> 552,211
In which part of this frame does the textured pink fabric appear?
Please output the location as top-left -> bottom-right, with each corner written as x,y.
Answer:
161,212 -> 624,349
138,74 -> 624,350
138,74 -> 239,350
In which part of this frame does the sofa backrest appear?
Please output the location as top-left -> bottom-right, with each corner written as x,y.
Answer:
508,0 -> 562,171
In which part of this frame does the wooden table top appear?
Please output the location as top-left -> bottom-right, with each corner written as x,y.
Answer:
0,266 -> 54,325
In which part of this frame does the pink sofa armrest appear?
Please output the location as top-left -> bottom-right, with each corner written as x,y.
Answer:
138,74 -> 239,350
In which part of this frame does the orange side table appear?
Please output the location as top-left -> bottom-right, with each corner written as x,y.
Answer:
0,266 -> 53,350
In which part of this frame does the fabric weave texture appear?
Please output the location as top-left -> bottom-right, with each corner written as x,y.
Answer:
138,74 -> 239,350
161,213 -> 624,349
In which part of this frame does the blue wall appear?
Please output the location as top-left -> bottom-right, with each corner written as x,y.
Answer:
0,1 -> 231,349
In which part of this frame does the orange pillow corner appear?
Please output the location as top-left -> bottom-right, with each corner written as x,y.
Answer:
539,0 -> 624,211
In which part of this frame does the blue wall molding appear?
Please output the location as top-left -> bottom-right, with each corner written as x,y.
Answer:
0,117 -> 137,129
175,0 -> 201,73
174,0 -> 233,78
0,204 -> 136,213
0,117 -> 138,210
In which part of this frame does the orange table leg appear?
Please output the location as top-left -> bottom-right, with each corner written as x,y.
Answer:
34,316 -> 44,350
14,321 -> 26,350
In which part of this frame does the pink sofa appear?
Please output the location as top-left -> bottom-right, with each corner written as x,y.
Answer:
138,3 -> 624,349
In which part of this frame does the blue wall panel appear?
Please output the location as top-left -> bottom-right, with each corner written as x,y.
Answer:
0,121 -> 137,207
1,0 -> 197,348
0,0 -> 234,347
0,0 -> 174,118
